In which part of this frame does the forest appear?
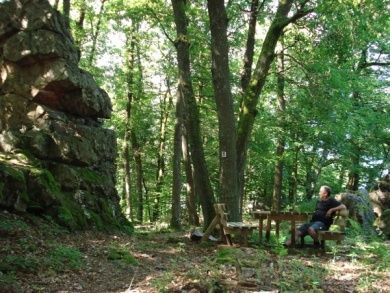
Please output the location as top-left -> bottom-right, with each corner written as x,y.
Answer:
61,0 -> 390,226
0,0 -> 389,292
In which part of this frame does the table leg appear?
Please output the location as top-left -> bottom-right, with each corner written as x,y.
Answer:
291,220 -> 296,246
259,217 -> 263,242
266,216 -> 271,241
275,220 -> 280,238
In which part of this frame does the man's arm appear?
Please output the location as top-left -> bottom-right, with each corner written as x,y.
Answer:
326,203 -> 347,217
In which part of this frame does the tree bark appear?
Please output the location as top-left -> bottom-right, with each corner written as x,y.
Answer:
171,0 -> 215,228
122,25 -> 137,220
62,0 -> 70,29
182,130 -> 199,226
236,0 -> 309,212
346,148 -> 360,191
241,0 -> 260,92
123,95 -> 132,219
75,0 -> 86,46
288,144 -> 299,208
153,84 -> 172,221
207,0 -> 239,221
272,41 -> 286,212
131,132 -> 144,223
170,91 -> 184,230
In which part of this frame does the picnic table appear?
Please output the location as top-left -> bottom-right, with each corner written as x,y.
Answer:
252,211 -> 311,246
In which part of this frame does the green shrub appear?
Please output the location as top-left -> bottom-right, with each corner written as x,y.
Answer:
296,198 -> 317,213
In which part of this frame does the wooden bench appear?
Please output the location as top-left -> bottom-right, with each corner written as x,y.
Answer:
300,209 -> 349,249
202,203 -> 257,246
317,209 -> 349,249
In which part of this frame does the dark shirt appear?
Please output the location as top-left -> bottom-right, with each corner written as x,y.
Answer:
311,197 -> 342,229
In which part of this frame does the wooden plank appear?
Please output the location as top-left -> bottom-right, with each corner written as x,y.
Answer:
201,215 -> 220,241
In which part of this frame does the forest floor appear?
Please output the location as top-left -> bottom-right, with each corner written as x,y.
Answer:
1,210 -> 390,293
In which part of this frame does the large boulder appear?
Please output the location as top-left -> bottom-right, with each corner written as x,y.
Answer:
0,0 -> 128,231
369,175 -> 390,237
335,189 -> 376,236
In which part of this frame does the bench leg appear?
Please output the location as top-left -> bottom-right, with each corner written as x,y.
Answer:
300,236 -> 305,248
242,229 -> 248,246
320,240 -> 325,250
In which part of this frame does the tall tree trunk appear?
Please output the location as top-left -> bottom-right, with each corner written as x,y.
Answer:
346,148 -> 360,191
170,91 -> 184,230
207,0 -> 239,220
153,84 -> 172,221
344,50 -> 367,192
89,0 -> 106,66
182,130 -> 199,225
271,41 -> 286,212
171,0 -> 215,228
288,144 -> 299,208
121,23 -> 138,221
241,0 -> 260,92
123,26 -> 136,220
236,0 -> 311,212
62,0 -> 70,29
123,96 -> 132,219
75,0 -> 86,46
131,132 -> 144,223
305,163 -> 315,200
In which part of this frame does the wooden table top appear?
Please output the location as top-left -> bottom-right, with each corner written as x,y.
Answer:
252,210 -> 311,220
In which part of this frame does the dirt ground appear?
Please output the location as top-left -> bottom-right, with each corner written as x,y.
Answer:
1,211 -> 389,293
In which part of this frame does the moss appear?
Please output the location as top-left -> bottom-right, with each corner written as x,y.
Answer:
0,163 -> 26,183
88,210 -> 104,230
79,169 -> 103,184
30,168 -> 60,194
56,193 -> 88,230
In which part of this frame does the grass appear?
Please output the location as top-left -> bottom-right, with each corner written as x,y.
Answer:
107,245 -> 138,266
0,255 -> 38,273
150,271 -> 174,293
0,218 -> 29,234
0,272 -> 17,286
46,244 -> 84,272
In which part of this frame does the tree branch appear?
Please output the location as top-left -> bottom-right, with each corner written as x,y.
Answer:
286,8 -> 314,25
362,62 -> 390,68
147,7 -> 175,45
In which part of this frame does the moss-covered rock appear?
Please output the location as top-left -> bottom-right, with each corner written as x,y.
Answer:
0,0 -> 129,233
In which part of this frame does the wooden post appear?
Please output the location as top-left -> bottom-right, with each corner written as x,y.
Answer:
291,219 -> 296,246
266,215 -> 271,240
259,217 -> 263,241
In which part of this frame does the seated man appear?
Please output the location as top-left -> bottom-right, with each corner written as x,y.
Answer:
285,185 -> 346,247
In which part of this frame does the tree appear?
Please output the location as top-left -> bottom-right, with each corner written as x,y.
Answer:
207,0 -> 239,220
171,0 -> 215,227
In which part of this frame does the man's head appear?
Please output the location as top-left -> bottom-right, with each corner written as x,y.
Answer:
319,185 -> 331,200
